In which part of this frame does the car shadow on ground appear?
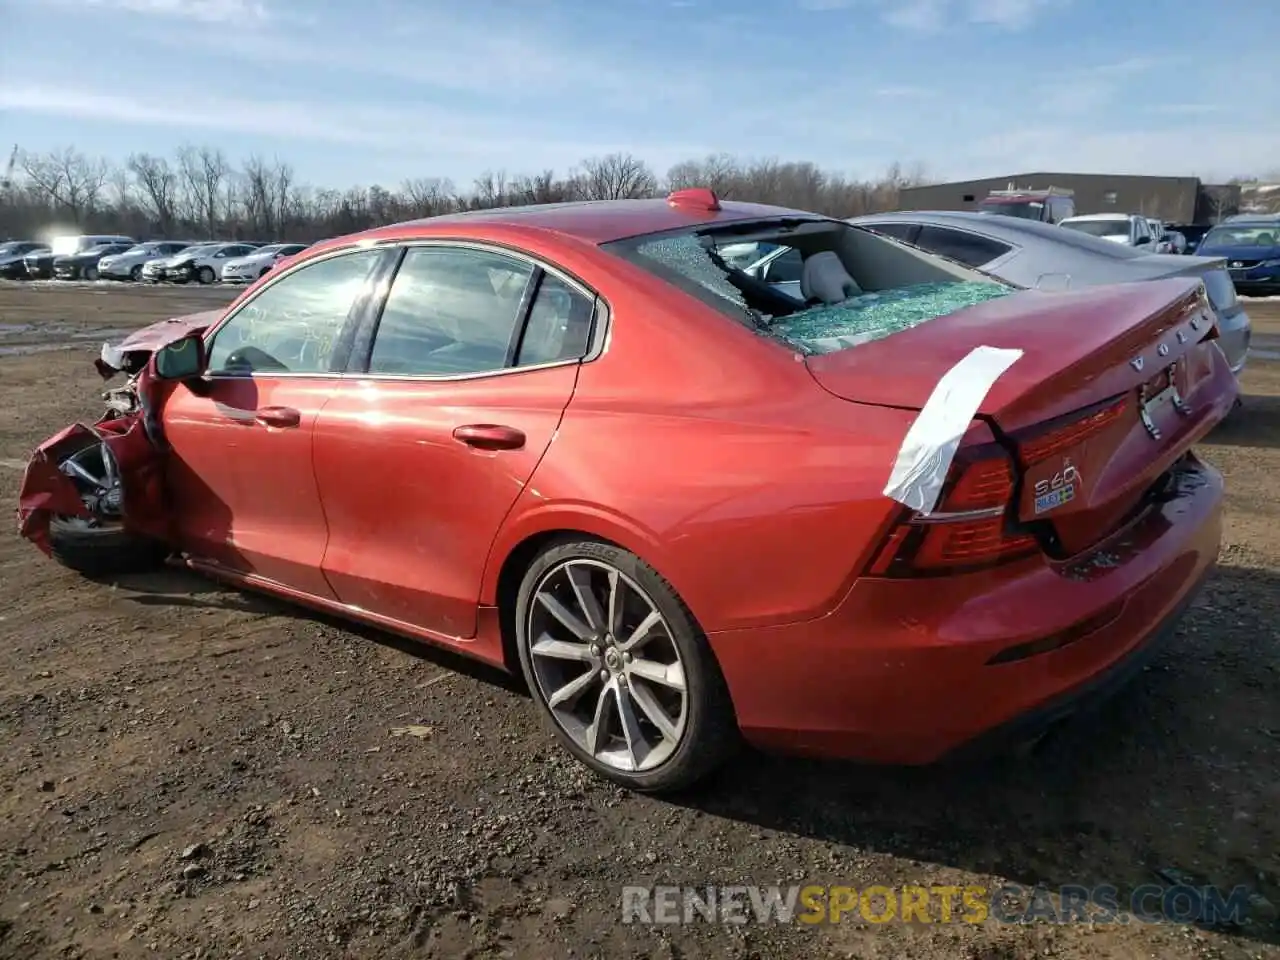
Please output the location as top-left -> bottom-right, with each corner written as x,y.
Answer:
672,562 -> 1280,946
106,566 -> 525,694
94,547 -> 1278,944
1201,393 -> 1280,450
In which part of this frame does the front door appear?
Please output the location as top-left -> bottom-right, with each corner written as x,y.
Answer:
163,247 -> 384,597
313,244 -> 598,638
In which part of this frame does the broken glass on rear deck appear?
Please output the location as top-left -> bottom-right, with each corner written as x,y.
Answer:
773,281 -> 1014,354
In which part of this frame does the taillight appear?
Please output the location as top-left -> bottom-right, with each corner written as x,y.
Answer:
1015,397 -> 1127,466
867,445 -> 1036,578
868,397 -> 1131,578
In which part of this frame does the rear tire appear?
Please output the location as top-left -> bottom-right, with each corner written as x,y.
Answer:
196,266 -> 215,285
514,537 -> 739,794
129,265 -> 142,281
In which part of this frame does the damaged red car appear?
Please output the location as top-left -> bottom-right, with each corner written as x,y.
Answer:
17,190 -> 1237,792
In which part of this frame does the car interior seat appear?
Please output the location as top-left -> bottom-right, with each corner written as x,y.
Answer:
801,251 -> 862,305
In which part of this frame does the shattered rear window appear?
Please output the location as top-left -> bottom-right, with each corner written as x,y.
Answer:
607,227 -> 1014,355
773,281 -> 1013,354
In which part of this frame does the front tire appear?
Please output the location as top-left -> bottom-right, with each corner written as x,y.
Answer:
514,538 -> 738,793
83,265 -> 99,282
129,265 -> 142,281
196,265 -> 215,285
47,438 -> 167,578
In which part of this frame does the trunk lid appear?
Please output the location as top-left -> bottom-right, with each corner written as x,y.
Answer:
806,277 -> 1238,556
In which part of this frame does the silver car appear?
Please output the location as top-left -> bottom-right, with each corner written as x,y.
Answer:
744,211 -> 1250,375
98,241 -> 194,281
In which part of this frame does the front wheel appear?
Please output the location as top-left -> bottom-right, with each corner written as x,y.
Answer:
515,538 -> 738,793
196,266 -> 215,285
83,265 -> 99,282
47,437 -> 168,578
129,265 -> 142,281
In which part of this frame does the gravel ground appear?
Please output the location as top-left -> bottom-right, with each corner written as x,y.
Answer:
1,280 -> 1278,960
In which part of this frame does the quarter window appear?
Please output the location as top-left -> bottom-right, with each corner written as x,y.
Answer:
206,250 -> 379,375
914,226 -> 1011,268
369,247 -> 535,377
516,274 -> 594,367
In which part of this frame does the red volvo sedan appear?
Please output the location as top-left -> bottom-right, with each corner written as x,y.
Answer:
18,190 -> 1236,792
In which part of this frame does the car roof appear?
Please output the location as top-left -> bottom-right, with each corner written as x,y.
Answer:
848,210 -> 1215,288
354,198 -> 822,247
1059,213 -> 1130,222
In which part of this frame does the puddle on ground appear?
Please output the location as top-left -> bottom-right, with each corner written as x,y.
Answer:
0,343 -> 78,357
0,326 -> 136,357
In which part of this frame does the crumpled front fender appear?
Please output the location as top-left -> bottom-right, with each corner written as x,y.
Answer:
17,424 -> 98,556
17,397 -> 172,556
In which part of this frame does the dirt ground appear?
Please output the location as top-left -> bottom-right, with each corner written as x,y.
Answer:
1,280 -> 1279,960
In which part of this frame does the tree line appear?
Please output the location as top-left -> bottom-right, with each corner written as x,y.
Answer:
0,145 -> 936,243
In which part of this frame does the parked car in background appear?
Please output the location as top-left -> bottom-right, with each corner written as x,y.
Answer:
1196,220 -> 1280,296
52,242 -> 133,281
747,210 -> 1251,375
975,187 -> 1076,223
1146,219 -> 1177,254
1058,214 -> 1155,247
26,234 -> 135,279
1163,230 -> 1188,255
220,243 -> 311,283
1169,223 -> 1212,253
99,241 -> 193,281
0,241 -> 48,279
16,192 -> 1236,792
155,242 -> 259,284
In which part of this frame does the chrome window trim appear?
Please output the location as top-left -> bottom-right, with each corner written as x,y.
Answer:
354,237 -> 611,384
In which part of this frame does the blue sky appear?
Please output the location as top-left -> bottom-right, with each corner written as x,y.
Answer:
2,0 -> 1277,190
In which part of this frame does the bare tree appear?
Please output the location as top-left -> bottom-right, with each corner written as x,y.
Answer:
572,153 -> 656,200
19,147 -> 110,222
177,144 -> 230,238
126,153 -> 180,234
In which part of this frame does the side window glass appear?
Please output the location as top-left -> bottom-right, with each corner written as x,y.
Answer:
207,250 -> 379,375
761,247 -> 803,284
915,226 -> 1010,267
369,247 -> 534,377
516,274 -> 594,367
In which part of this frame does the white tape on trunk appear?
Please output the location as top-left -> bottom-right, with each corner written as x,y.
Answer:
883,345 -> 1023,516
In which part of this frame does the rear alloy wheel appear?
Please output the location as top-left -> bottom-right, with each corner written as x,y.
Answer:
196,265 -> 215,285
129,265 -> 142,281
515,539 -> 737,793
83,265 -> 99,282
48,437 -> 167,578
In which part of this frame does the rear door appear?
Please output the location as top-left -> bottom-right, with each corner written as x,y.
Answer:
313,243 -> 599,638
164,247 -> 385,595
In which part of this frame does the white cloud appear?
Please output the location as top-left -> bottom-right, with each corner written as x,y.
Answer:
36,0 -> 268,23
799,0 -> 1057,31
964,0 -> 1047,29
0,84 -> 711,174
875,85 -> 934,98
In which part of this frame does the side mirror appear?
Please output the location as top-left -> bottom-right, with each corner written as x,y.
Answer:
153,334 -> 206,380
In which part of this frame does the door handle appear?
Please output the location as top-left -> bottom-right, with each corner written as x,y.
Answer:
453,424 -> 526,451
255,406 -> 301,428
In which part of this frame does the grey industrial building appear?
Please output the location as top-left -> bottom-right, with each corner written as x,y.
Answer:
898,173 -> 1242,224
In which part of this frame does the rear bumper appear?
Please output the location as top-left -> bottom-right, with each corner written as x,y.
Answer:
710,454 -> 1223,764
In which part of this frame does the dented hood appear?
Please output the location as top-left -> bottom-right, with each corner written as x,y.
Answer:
96,309 -> 221,378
